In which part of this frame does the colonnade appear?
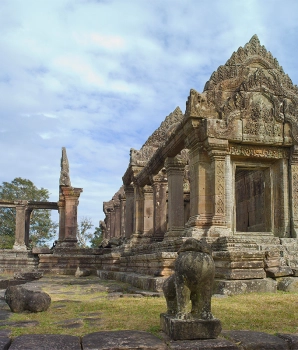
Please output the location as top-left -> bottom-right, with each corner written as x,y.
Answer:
102,156 -> 190,243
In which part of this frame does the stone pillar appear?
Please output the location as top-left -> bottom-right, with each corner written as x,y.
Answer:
164,157 -> 186,239
58,186 -> 83,247
13,200 -> 28,251
185,139 -> 214,237
290,145 -> 298,238
58,198 -> 66,242
114,199 -> 121,238
124,184 -> 134,239
24,208 -> 33,247
209,149 -> 227,226
133,184 -> 144,236
150,169 -> 168,242
119,192 -> 126,238
110,207 -> 116,238
142,185 -> 154,240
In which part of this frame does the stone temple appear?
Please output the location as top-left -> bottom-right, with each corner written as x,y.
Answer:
99,35 -> 298,294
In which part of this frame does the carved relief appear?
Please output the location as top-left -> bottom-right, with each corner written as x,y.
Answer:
185,35 -> 298,144
215,160 -> 225,215
229,145 -> 289,159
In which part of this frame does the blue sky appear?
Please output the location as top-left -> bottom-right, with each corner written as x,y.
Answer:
1,0 -> 298,234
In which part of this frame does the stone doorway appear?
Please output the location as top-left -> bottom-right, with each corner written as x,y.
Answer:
234,166 -> 271,233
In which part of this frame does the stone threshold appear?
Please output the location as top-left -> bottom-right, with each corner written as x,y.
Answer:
0,330 -> 297,350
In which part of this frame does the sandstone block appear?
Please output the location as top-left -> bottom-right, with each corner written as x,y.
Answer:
9,334 -> 81,350
82,330 -> 167,350
160,314 -> 222,341
277,277 -> 298,292
222,330 -> 289,350
265,266 -> 293,278
14,271 -> 43,281
5,286 -> 51,313
75,267 -> 91,277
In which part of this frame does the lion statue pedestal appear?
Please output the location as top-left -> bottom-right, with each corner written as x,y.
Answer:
160,238 -> 222,340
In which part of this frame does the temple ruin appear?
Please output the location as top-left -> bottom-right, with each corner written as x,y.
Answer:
98,35 -> 298,294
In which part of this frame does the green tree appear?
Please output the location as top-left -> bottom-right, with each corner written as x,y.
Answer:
90,226 -> 103,248
77,217 -> 93,248
0,177 -> 58,248
77,217 -> 103,248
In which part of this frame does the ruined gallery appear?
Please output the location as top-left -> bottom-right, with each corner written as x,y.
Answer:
99,35 -> 298,294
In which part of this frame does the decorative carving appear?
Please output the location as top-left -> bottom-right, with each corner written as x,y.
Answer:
186,34 -> 298,143
215,160 -> 225,215
229,145 -> 290,159
59,147 -> 71,187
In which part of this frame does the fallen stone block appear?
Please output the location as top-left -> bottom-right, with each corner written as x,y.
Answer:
75,267 -> 91,277
277,276 -> 298,292
9,334 -> 81,350
265,266 -> 293,278
4,286 -> 51,313
82,330 -> 167,350
14,271 -> 43,281
222,330 -> 289,350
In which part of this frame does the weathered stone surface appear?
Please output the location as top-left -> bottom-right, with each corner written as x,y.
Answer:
165,337 -> 238,350
277,277 -> 298,292
31,247 -> 52,254
82,330 -> 167,350
4,286 -> 51,313
161,314 -> 222,341
213,278 -> 277,295
222,330 -> 289,350
266,266 -> 293,278
14,271 -> 43,281
0,330 -> 11,350
293,269 -> 298,277
277,333 -> 298,349
75,267 -> 91,277
9,334 -> 81,350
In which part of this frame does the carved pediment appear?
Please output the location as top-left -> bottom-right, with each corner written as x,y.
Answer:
187,35 -> 298,144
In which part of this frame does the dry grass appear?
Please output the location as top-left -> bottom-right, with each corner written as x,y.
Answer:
1,279 -> 298,338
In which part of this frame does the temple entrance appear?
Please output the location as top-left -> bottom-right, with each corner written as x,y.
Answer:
235,167 -> 271,233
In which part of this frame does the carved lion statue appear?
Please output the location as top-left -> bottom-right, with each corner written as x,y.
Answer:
163,238 -> 215,320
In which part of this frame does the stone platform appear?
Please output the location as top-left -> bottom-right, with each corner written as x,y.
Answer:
0,330 -> 298,350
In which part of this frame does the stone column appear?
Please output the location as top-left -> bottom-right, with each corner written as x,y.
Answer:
164,157 -> 186,239
290,145 -> 298,237
133,184 -> 144,237
24,207 -> 33,247
58,186 -> 83,247
150,169 -> 168,242
114,199 -> 121,238
58,198 -> 66,242
124,184 -> 134,239
185,142 -> 212,236
119,192 -> 126,238
142,185 -> 154,241
110,207 -> 116,238
13,200 -> 28,251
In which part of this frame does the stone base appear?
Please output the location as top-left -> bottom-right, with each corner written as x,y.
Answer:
160,314 -> 222,340
213,278 -> 277,295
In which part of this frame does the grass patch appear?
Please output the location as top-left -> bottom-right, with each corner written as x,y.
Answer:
1,278 -> 297,337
